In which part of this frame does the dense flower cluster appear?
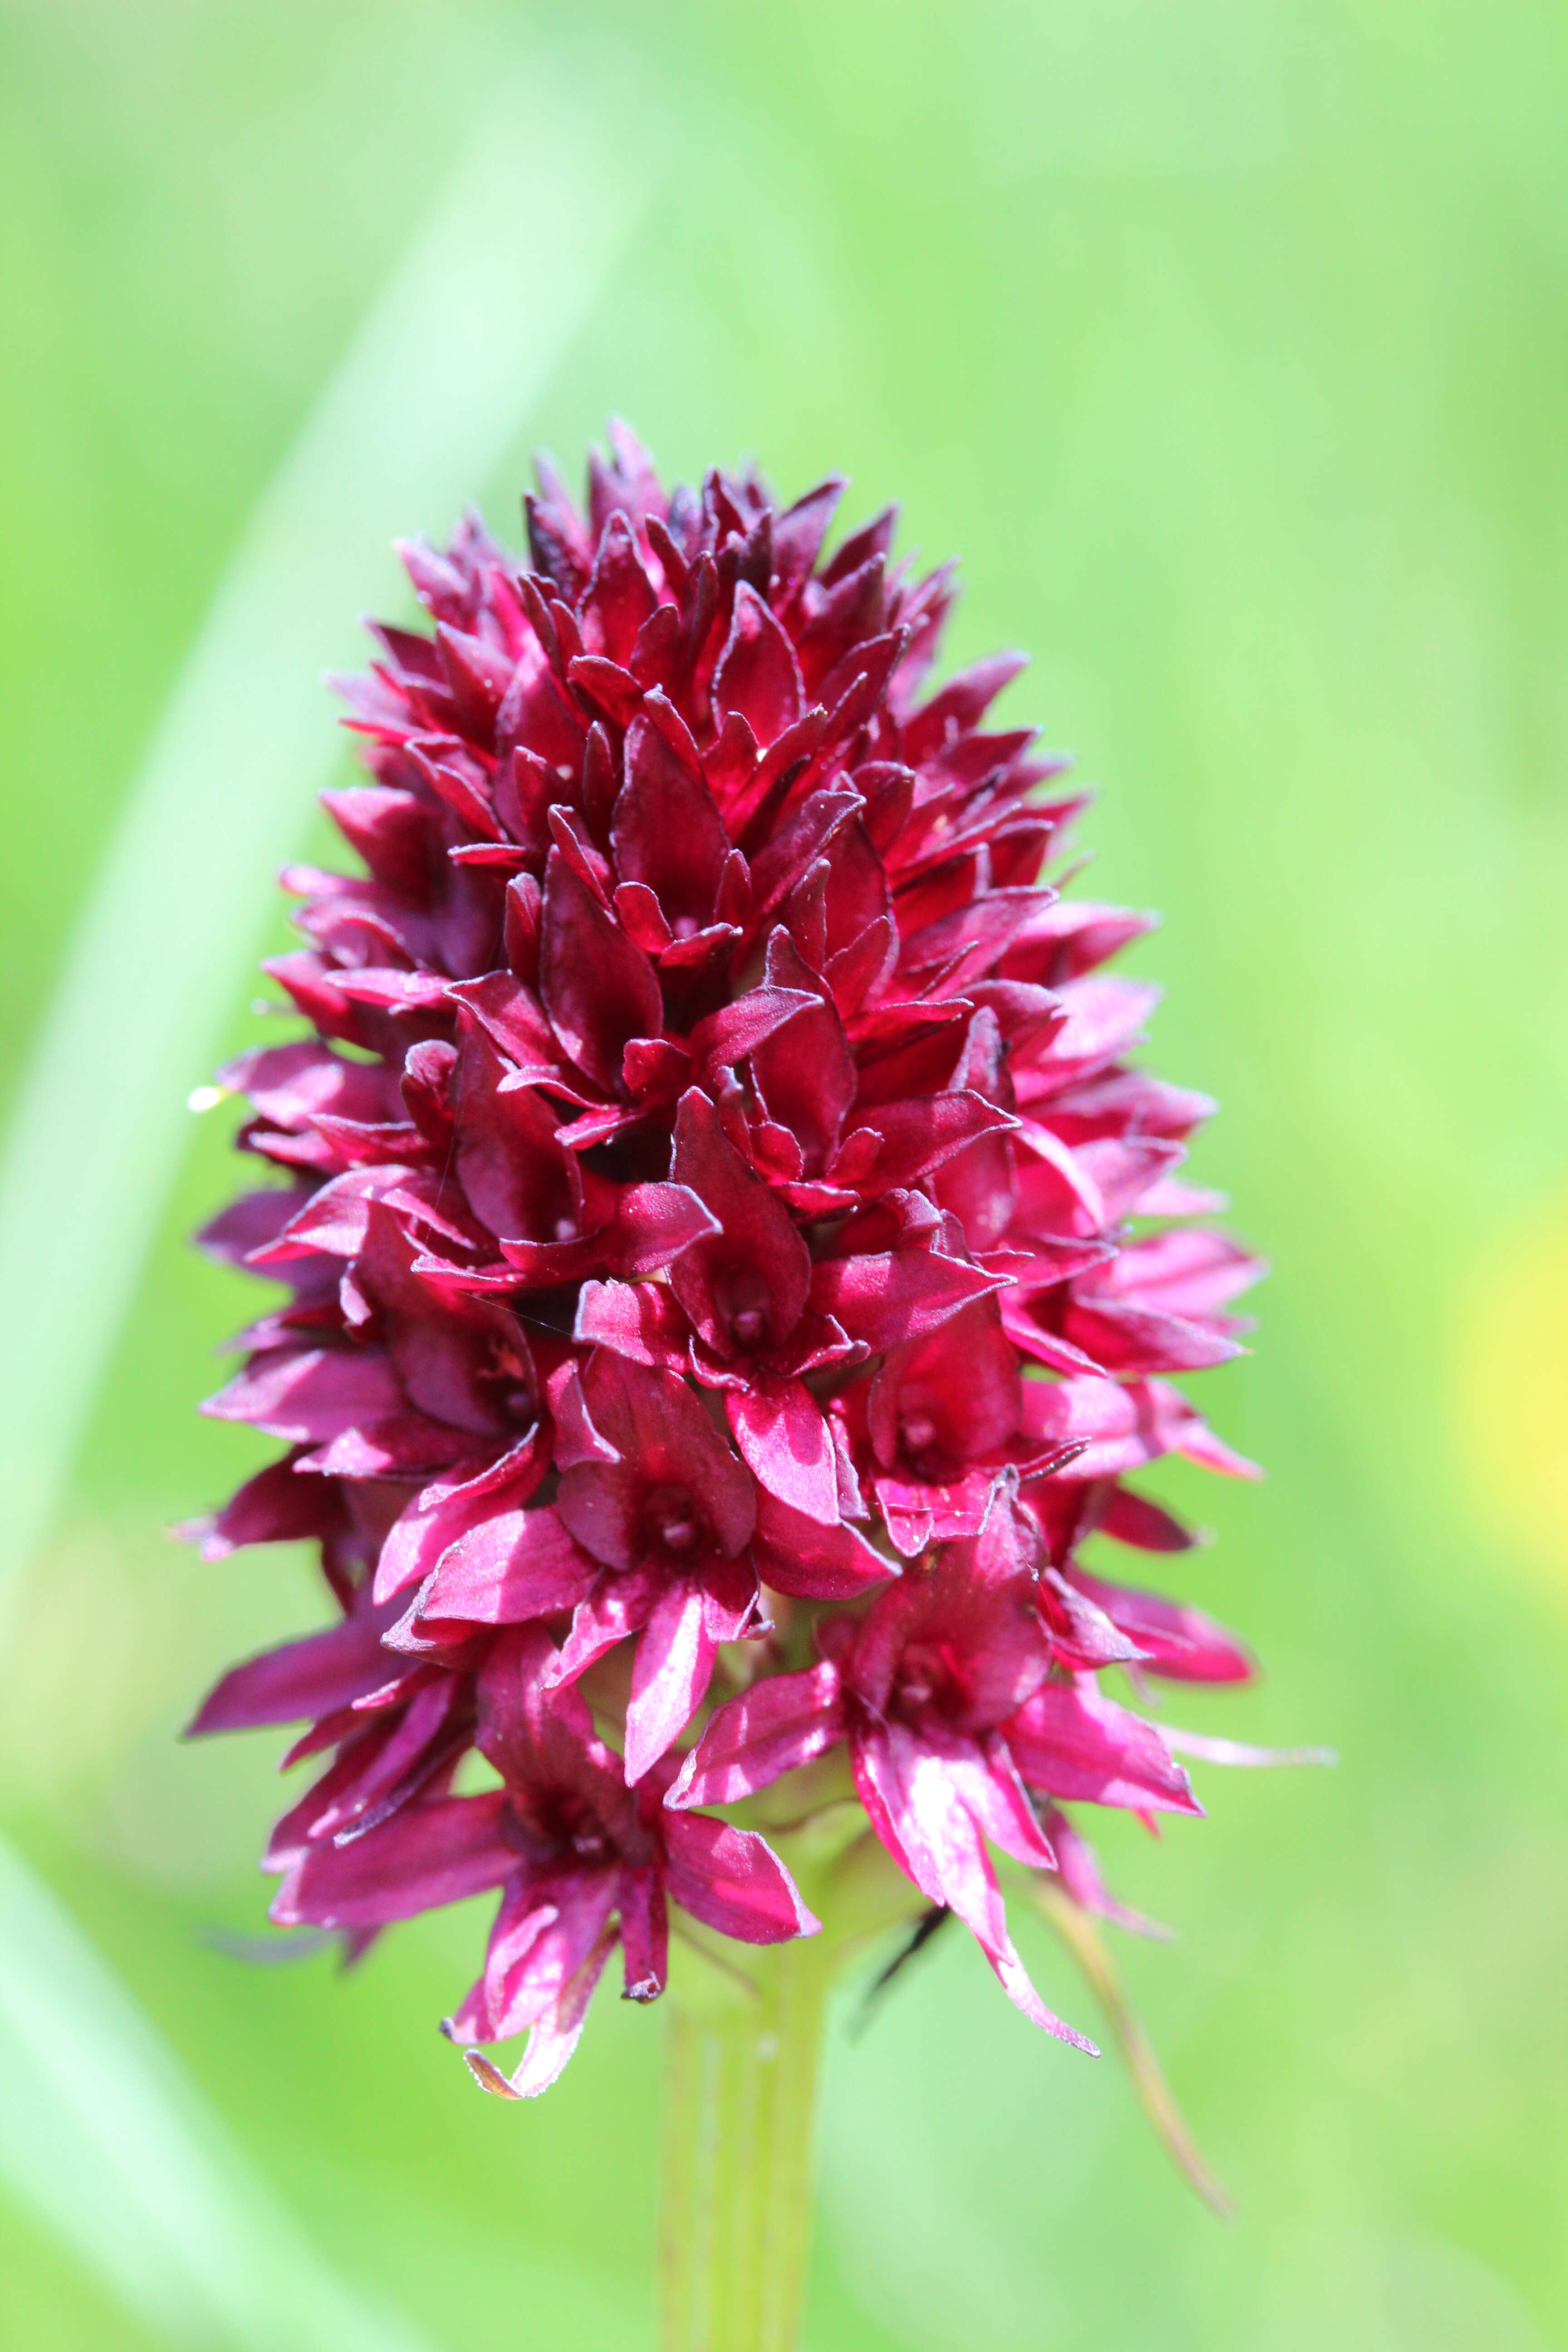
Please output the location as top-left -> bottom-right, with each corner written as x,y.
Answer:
189,428 -> 1265,2095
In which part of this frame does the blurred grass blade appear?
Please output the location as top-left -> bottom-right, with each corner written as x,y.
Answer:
0,46 -> 663,2343
0,1834 -> 431,2349
1028,1878 -> 1233,2218
0,48 -> 663,1633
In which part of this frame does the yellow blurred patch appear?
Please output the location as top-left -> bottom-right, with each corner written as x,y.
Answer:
1453,1192 -> 1568,1585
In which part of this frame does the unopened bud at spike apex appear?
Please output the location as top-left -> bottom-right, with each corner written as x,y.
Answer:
187,425 -> 1302,2123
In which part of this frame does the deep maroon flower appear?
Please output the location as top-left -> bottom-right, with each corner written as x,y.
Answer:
669,1490 -> 1198,2045
188,426 -> 1283,2098
273,1627 -> 814,2096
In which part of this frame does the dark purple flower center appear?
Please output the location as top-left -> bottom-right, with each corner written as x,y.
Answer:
713,1265 -> 773,1353
899,1405 -> 940,1459
480,1335 -> 535,1421
642,1483 -> 703,1558
892,1639 -> 964,1724
506,1782 -> 621,1866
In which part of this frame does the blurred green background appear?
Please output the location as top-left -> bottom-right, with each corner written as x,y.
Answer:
3,3 -> 1566,2346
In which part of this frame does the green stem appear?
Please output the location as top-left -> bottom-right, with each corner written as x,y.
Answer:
657,1937 -> 831,2352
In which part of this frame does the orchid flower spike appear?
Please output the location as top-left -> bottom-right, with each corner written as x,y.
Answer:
188,429 -> 1310,2126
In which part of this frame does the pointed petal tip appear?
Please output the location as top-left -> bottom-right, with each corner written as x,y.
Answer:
1157,1727 -> 1338,1769
464,2050 -> 524,2100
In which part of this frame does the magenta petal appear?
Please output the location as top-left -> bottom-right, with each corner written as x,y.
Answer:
465,1914 -> 620,2101
612,715 -> 731,926
726,1378 -> 839,1525
688,985 -> 813,1080
587,1353 -> 756,1552
1068,1566 -> 1254,1684
298,1673 -> 467,1847
1064,1294 -> 1243,1377
1036,1568 -> 1144,1671
609,1182 -> 719,1276
623,1580 -> 718,1784
549,1365 -> 620,1470
272,1792 -> 514,1928
617,1866 -> 669,2002
197,1184 -> 311,1265
372,1432 -> 547,1603
868,1299 -> 1020,1468
851,1720 -> 1005,1933
1098,1227 -> 1264,1315
770,474 -> 846,593
831,1092 -> 1015,1193
539,848 -> 663,1095
751,1488 -> 895,1601
1097,1486 -> 1197,1555
902,650 -> 1029,761
851,1723 -> 1095,2052
452,1031 -> 583,1245
419,1502 -> 599,1626
475,1626 -> 631,1809
573,1278 -> 691,1371
712,580 -> 804,746
188,1597 -> 401,1734
666,1662 -> 847,1808
1154,1725 -> 1338,1769
191,1454 -> 345,1562
445,1890 -> 559,2043
580,512 -> 658,665
700,1552 -> 761,1644
557,1353 -> 756,1570
750,934 -> 857,1175
847,1513 -> 1050,1728
670,1090 -> 812,1355
986,1937 -> 1100,2053
662,1810 -> 819,1943
551,1567 -> 662,1686
204,1345 -> 406,1446
809,1250 -> 1004,1351
553,1461 -> 645,1573
480,1868 -> 621,2042
1003,1682 -> 1201,1815
923,1723 -> 1058,1871
1017,1374 -> 1261,1481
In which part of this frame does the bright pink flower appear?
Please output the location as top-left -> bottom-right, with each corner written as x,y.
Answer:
188,428 -> 1283,2092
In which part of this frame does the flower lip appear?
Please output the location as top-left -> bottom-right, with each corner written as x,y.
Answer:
642,1484 -> 701,1558
669,1090 -> 813,1362
843,1508 -> 1054,1735
554,1353 -> 759,1573
713,1266 -> 773,1354
888,1638 -> 958,1722
502,1785 -> 621,1870
898,1405 -> 940,1459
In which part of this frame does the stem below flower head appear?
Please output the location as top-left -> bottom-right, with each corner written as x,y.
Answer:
657,1935 -> 833,2352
